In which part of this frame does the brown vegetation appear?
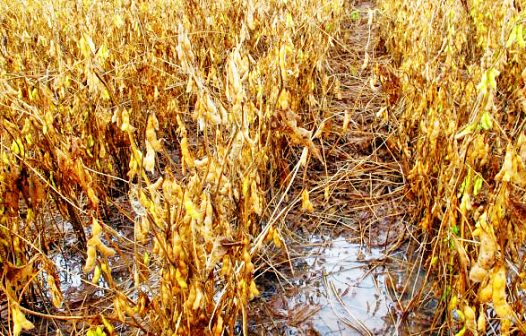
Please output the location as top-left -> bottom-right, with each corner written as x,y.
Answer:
379,0 -> 526,334
2,0 -> 526,335
0,0 -> 347,334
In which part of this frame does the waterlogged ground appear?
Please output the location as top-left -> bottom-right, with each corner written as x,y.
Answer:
251,235 -> 436,335
40,2 -> 436,334
286,238 -> 390,335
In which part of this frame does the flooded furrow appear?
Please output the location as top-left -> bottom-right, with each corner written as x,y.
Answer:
253,236 -> 437,335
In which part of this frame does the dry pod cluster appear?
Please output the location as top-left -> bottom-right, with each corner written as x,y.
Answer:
379,0 -> 526,333
0,0 -> 345,334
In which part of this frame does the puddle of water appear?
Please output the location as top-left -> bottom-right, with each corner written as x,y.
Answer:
291,238 -> 392,335
46,221 -> 134,308
52,252 -> 83,289
254,236 -> 436,335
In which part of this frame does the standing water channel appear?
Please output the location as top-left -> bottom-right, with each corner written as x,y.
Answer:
252,236 -> 437,335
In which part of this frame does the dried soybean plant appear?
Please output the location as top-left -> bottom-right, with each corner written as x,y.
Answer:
0,0 -> 346,335
379,0 -> 526,334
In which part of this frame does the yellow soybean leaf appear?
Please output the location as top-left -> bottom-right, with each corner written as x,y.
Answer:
176,268 -> 187,289
265,226 -> 275,242
87,188 -> 99,208
476,68 -> 499,95
301,189 -> 314,212
509,24 -> 526,48
277,89 -> 291,110
92,218 -> 102,236
463,306 -> 476,332
121,110 -> 130,131
273,229 -> 283,248
47,275 -> 63,308
28,88 -> 38,101
143,252 -> 150,266
448,295 -> 458,311
495,147 -> 514,182
249,280 -> 260,299
477,308 -> 486,333
180,136 -> 195,168
11,140 -> 20,155
102,89 -> 110,101
454,326 -> 466,336
79,34 -> 96,58
506,25 -> 518,48
2,152 -> 9,164
214,315 -> 223,336
299,147 -> 309,167
242,176 -> 250,197
96,44 -> 110,62
285,12 -> 294,28
184,198 -> 201,221
342,110 -> 351,132
455,123 -> 477,139
143,141 -> 156,173
84,244 -> 97,273
12,304 -> 34,336
92,264 -> 102,284
324,185 -> 330,201
517,24 -> 525,48
101,315 -> 114,335
192,288 -> 203,310
113,14 -> 124,28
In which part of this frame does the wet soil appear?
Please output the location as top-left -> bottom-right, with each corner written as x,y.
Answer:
250,235 -> 437,336
11,1 -> 439,335
247,1 -> 438,334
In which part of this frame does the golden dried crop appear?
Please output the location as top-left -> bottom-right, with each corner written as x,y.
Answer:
379,0 -> 526,332
0,0 -> 346,334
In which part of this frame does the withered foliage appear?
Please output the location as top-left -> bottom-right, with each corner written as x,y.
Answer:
379,0 -> 526,334
0,0 -> 347,335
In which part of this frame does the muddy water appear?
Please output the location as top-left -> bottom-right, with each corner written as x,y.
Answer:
50,228 -> 434,335
296,239 -> 390,335
255,236 -> 435,335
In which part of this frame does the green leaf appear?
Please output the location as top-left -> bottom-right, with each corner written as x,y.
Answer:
473,176 -> 483,196
441,285 -> 452,301
518,24 -> 525,48
350,10 -> 360,21
476,68 -> 500,95
506,25 -> 518,48
480,111 -> 492,130
507,24 -> 525,48
458,175 -> 468,194
455,122 -> 477,139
